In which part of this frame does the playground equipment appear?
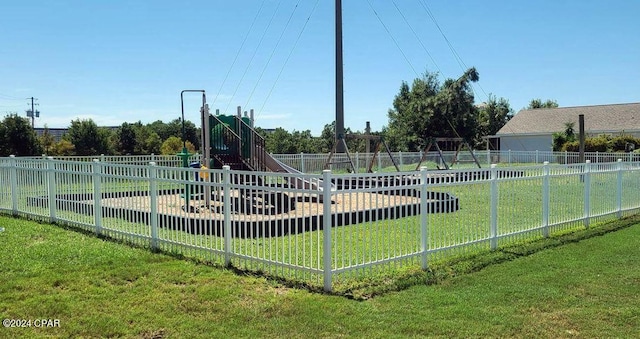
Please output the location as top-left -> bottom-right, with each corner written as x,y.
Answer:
186,105 -> 334,213
414,137 -> 481,170
324,133 -> 400,173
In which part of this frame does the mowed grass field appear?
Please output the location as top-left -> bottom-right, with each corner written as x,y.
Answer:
1,214 -> 639,338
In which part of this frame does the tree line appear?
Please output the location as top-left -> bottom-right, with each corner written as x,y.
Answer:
0,116 -> 200,157
1,68 -> 564,157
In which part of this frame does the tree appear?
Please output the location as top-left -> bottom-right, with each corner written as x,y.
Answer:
385,68 -> 480,151
265,128 -> 296,154
316,121 -> 359,153
148,118 -> 199,149
38,125 -> 56,155
476,95 -> 513,147
132,122 -> 160,154
0,114 -> 42,156
552,122 -> 576,151
291,130 -> 320,153
116,122 -> 137,155
64,119 -> 113,155
145,133 -> 162,155
51,139 -> 75,155
160,136 -> 195,155
527,99 -> 559,109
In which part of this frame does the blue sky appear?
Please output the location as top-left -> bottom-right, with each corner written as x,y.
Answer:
1,0 -> 638,135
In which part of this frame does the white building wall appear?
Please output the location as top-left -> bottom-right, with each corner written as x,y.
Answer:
499,134 -> 552,152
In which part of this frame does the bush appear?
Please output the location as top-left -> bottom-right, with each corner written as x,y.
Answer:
562,135 -> 611,152
610,135 -> 640,152
161,136 -> 196,155
585,135 -> 611,152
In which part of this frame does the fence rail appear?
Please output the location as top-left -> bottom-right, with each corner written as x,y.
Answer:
270,150 -> 640,173
27,150 -> 640,173
1,155 -> 639,292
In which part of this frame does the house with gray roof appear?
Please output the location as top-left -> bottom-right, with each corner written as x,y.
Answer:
495,102 -> 640,151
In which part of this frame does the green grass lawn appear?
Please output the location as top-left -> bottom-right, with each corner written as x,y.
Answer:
1,215 -> 638,338
4,165 -> 636,297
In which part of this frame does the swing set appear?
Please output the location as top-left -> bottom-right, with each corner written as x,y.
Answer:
324,134 -> 400,173
414,137 -> 481,170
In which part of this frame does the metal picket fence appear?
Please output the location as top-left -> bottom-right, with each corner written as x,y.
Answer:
1,155 -> 639,292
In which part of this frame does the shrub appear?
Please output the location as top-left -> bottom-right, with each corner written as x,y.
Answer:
562,135 -> 611,152
610,135 -> 640,152
585,135 -> 611,152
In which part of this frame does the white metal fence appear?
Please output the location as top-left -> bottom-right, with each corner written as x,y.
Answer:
1,155 -> 639,292
31,150 -> 640,173
272,150 -> 640,173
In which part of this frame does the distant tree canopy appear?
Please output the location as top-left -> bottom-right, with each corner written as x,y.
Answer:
254,121 -> 378,154
527,98 -> 559,109
38,125 -> 56,155
0,114 -> 205,157
148,118 -> 198,149
384,68 -> 481,151
64,119 -> 114,156
0,114 -> 42,156
160,136 -> 196,155
477,95 -> 513,146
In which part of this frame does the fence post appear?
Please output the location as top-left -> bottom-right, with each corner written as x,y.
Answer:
377,153 -> 382,171
490,164 -> 499,250
149,162 -> 159,250
565,151 -> 568,164
223,165 -> 232,266
419,166 -> 429,269
399,151 -> 404,168
322,170 -> 333,292
9,155 -> 18,215
355,152 -> 359,171
583,160 -> 591,228
92,159 -> 103,235
300,152 -> 305,173
47,157 -> 57,223
542,162 -> 550,238
616,159 -> 623,219
508,150 -> 511,165
535,150 -> 539,164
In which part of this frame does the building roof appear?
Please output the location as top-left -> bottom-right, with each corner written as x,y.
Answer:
496,102 -> 640,135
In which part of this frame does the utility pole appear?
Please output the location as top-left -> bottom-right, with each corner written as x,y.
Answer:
26,97 -> 39,128
335,0 -> 345,152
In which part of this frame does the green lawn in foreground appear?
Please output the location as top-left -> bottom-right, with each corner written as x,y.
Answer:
0,215 -> 638,338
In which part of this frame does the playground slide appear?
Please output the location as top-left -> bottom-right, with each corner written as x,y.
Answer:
258,148 -> 327,191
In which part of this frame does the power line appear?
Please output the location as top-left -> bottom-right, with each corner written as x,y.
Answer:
418,0 -> 490,100
391,0 -> 443,77
257,0 -> 321,117
224,1 -> 283,114
244,0 -> 302,110
417,1 -> 527,151
212,0 -> 266,108
0,93 -> 22,100
366,0 -> 419,77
